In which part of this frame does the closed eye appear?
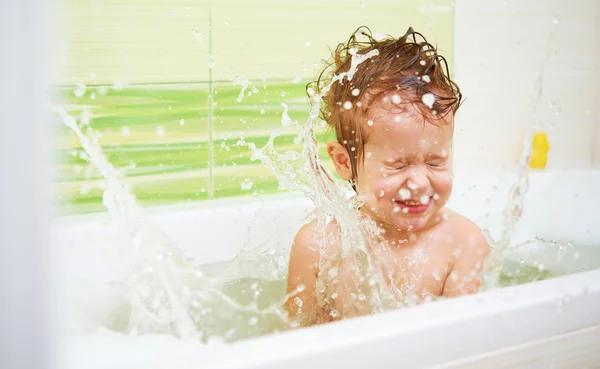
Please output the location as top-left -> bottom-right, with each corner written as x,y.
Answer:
428,161 -> 446,168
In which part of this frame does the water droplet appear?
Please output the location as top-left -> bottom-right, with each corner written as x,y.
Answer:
280,91 -> 286,97
260,109 -> 265,114
419,60 -> 426,66
553,17 -> 560,25
155,126 -> 165,137
241,178 -> 254,191
399,188 -> 411,200
120,126 -> 130,136
367,120 -> 374,126
112,81 -> 124,91
433,193 -> 440,200
420,195 -> 430,204
432,270 -> 441,280
248,316 -> 258,326
366,152 -> 372,158
74,83 -> 86,97
343,101 -> 353,110
422,75 -> 431,83
352,88 -> 361,96
379,190 -> 385,197
422,93 -> 436,108
207,53 -> 215,68
179,119 -> 185,126
391,94 -> 402,104
294,297 -> 303,307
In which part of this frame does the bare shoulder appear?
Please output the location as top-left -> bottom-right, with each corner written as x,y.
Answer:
285,216 -> 340,324
441,208 -> 490,264
290,216 -> 341,261
441,208 -> 491,297
290,218 -> 325,261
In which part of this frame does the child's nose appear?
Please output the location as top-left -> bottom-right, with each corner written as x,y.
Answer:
406,168 -> 430,191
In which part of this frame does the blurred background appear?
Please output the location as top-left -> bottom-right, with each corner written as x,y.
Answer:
49,0 -> 599,216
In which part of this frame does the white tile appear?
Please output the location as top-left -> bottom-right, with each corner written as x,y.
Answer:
453,0 -> 599,172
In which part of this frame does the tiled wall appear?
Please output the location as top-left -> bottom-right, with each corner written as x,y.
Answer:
452,0 -> 600,173
54,0 -> 453,84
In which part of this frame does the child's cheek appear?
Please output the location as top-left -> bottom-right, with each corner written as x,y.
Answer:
433,171 -> 453,202
373,174 -> 403,200
361,172 -> 396,209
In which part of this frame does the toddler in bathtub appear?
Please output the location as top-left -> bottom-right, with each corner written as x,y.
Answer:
285,27 -> 490,326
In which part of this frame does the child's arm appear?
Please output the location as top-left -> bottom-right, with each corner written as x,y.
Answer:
442,225 -> 490,297
285,222 -> 320,325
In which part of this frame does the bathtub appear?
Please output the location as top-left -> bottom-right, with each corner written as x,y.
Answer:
52,169 -> 600,369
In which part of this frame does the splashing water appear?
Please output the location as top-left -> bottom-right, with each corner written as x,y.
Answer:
481,17 -> 563,290
54,106 -> 294,342
56,19 -> 596,340
56,47 -> 406,336
233,76 -> 250,103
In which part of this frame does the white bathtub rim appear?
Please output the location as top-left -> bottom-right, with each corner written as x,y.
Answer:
216,267 -> 600,369
61,267 -> 600,369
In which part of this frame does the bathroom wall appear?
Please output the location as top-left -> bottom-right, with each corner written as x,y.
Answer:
453,0 -> 600,174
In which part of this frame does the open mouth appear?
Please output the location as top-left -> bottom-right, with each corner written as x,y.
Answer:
393,197 -> 432,214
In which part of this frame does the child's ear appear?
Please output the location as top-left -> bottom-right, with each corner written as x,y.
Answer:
327,142 -> 353,181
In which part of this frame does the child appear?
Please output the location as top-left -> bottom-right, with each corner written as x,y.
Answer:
285,27 -> 490,326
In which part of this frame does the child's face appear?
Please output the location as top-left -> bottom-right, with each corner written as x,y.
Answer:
356,103 -> 453,233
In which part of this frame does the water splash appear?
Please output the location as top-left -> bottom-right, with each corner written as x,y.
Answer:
54,106 -> 292,342
481,17 -> 562,290
56,17 -> 592,339
243,48 -> 424,321
233,76 -> 250,103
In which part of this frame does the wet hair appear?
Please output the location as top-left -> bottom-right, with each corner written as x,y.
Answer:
307,26 -> 462,185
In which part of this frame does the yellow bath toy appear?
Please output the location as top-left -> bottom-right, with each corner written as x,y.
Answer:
529,131 -> 550,169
